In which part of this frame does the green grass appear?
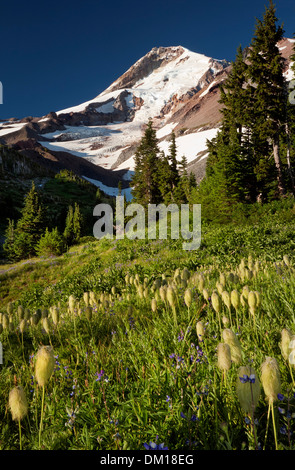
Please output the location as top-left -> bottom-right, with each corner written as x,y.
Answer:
0,201 -> 295,450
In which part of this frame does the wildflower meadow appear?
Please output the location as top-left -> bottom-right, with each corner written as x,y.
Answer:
0,209 -> 295,451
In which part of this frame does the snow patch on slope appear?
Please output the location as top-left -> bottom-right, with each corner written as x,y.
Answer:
116,127 -> 219,171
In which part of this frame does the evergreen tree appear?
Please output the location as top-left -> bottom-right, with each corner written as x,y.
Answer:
63,203 -> 83,246
157,151 -> 174,203
73,203 -> 83,242
246,0 -> 287,196
285,34 -> 295,195
3,219 -> 16,260
36,227 -> 66,257
16,182 -> 45,241
5,182 -> 46,259
63,205 -> 74,245
168,131 -> 180,190
131,119 -> 163,206
209,44 -> 257,203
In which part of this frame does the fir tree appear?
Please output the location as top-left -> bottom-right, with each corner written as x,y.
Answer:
3,219 -> 16,260
63,205 -> 74,245
246,0 -> 287,196
168,131 -> 180,190
63,203 -> 83,246
6,182 -> 46,259
131,119 -> 163,206
73,203 -> 83,242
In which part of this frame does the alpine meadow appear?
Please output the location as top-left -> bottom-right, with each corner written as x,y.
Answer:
1,0 -> 295,452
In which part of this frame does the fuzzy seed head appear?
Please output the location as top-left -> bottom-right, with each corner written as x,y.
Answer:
254,291 -> 261,308
17,305 -> 24,320
280,328 -> 293,361
261,357 -> 281,403
83,292 -> 89,306
288,336 -> 295,366
166,286 -> 176,308
217,343 -> 231,371
2,314 -> 9,329
216,282 -> 224,295
231,290 -> 240,310
159,285 -> 167,302
211,291 -> 221,314
184,288 -> 192,308
219,273 -> 226,286
19,319 -> 26,334
222,329 -> 242,364
248,291 -> 257,311
35,346 -> 55,387
198,275 -> 205,292
221,291 -> 231,310
68,295 -> 76,313
9,386 -> 28,422
51,307 -> 60,326
151,298 -> 157,312
202,288 -> 209,301
42,317 -> 50,334
222,316 -> 230,326
242,285 -> 250,299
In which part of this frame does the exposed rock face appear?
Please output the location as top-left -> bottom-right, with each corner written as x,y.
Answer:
104,46 -> 185,93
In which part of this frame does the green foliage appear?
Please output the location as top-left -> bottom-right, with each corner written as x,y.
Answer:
63,203 -> 83,246
3,182 -> 45,260
203,0 -> 295,219
36,227 -> 66,257
0,213 -> 295,449
131,121 -> 194,207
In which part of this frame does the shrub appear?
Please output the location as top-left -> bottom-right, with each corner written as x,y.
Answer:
36,227 -> 66,257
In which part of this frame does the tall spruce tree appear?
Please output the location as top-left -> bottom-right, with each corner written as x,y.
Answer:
13,182 -> 45,259
131,119 -> 163,206
63,203 -> 83,246
247,0 -> 287,196
168,131 -> 180,190
205,45 -> 256,204
285,34 -> 295,194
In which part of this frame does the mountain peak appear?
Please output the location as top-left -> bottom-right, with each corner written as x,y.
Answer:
102,46 -> 186,94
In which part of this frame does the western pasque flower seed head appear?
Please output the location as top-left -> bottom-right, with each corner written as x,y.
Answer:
9,386 -> 28,422
35,346 -> 55,387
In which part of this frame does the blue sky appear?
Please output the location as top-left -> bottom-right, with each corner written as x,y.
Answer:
0,0 -> 294,120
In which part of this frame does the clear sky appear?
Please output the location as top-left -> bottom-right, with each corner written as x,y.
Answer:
0,0 -> 294,120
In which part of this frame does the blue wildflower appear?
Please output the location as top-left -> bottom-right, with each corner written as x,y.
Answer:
143,442 -> 168,450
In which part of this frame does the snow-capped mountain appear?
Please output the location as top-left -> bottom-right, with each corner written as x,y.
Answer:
0,39 -> 294,198
38,46 -> 228,172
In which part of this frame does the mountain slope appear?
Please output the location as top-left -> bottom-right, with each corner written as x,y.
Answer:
0,39 -> 294,196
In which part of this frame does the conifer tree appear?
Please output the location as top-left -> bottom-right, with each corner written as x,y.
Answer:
63,203 -> 83,246
3,219 -> 16,260
246,0 -> 287,196
168,131 -> 180,190
63,205 -> 74,245
285,34 -> 295,194
7,182 -> 46,259
16,182 -> 45,241
73,203 -> 83,242
157,151 -> 174,203
131,119 -> 162,206
205,45 -> 256,204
